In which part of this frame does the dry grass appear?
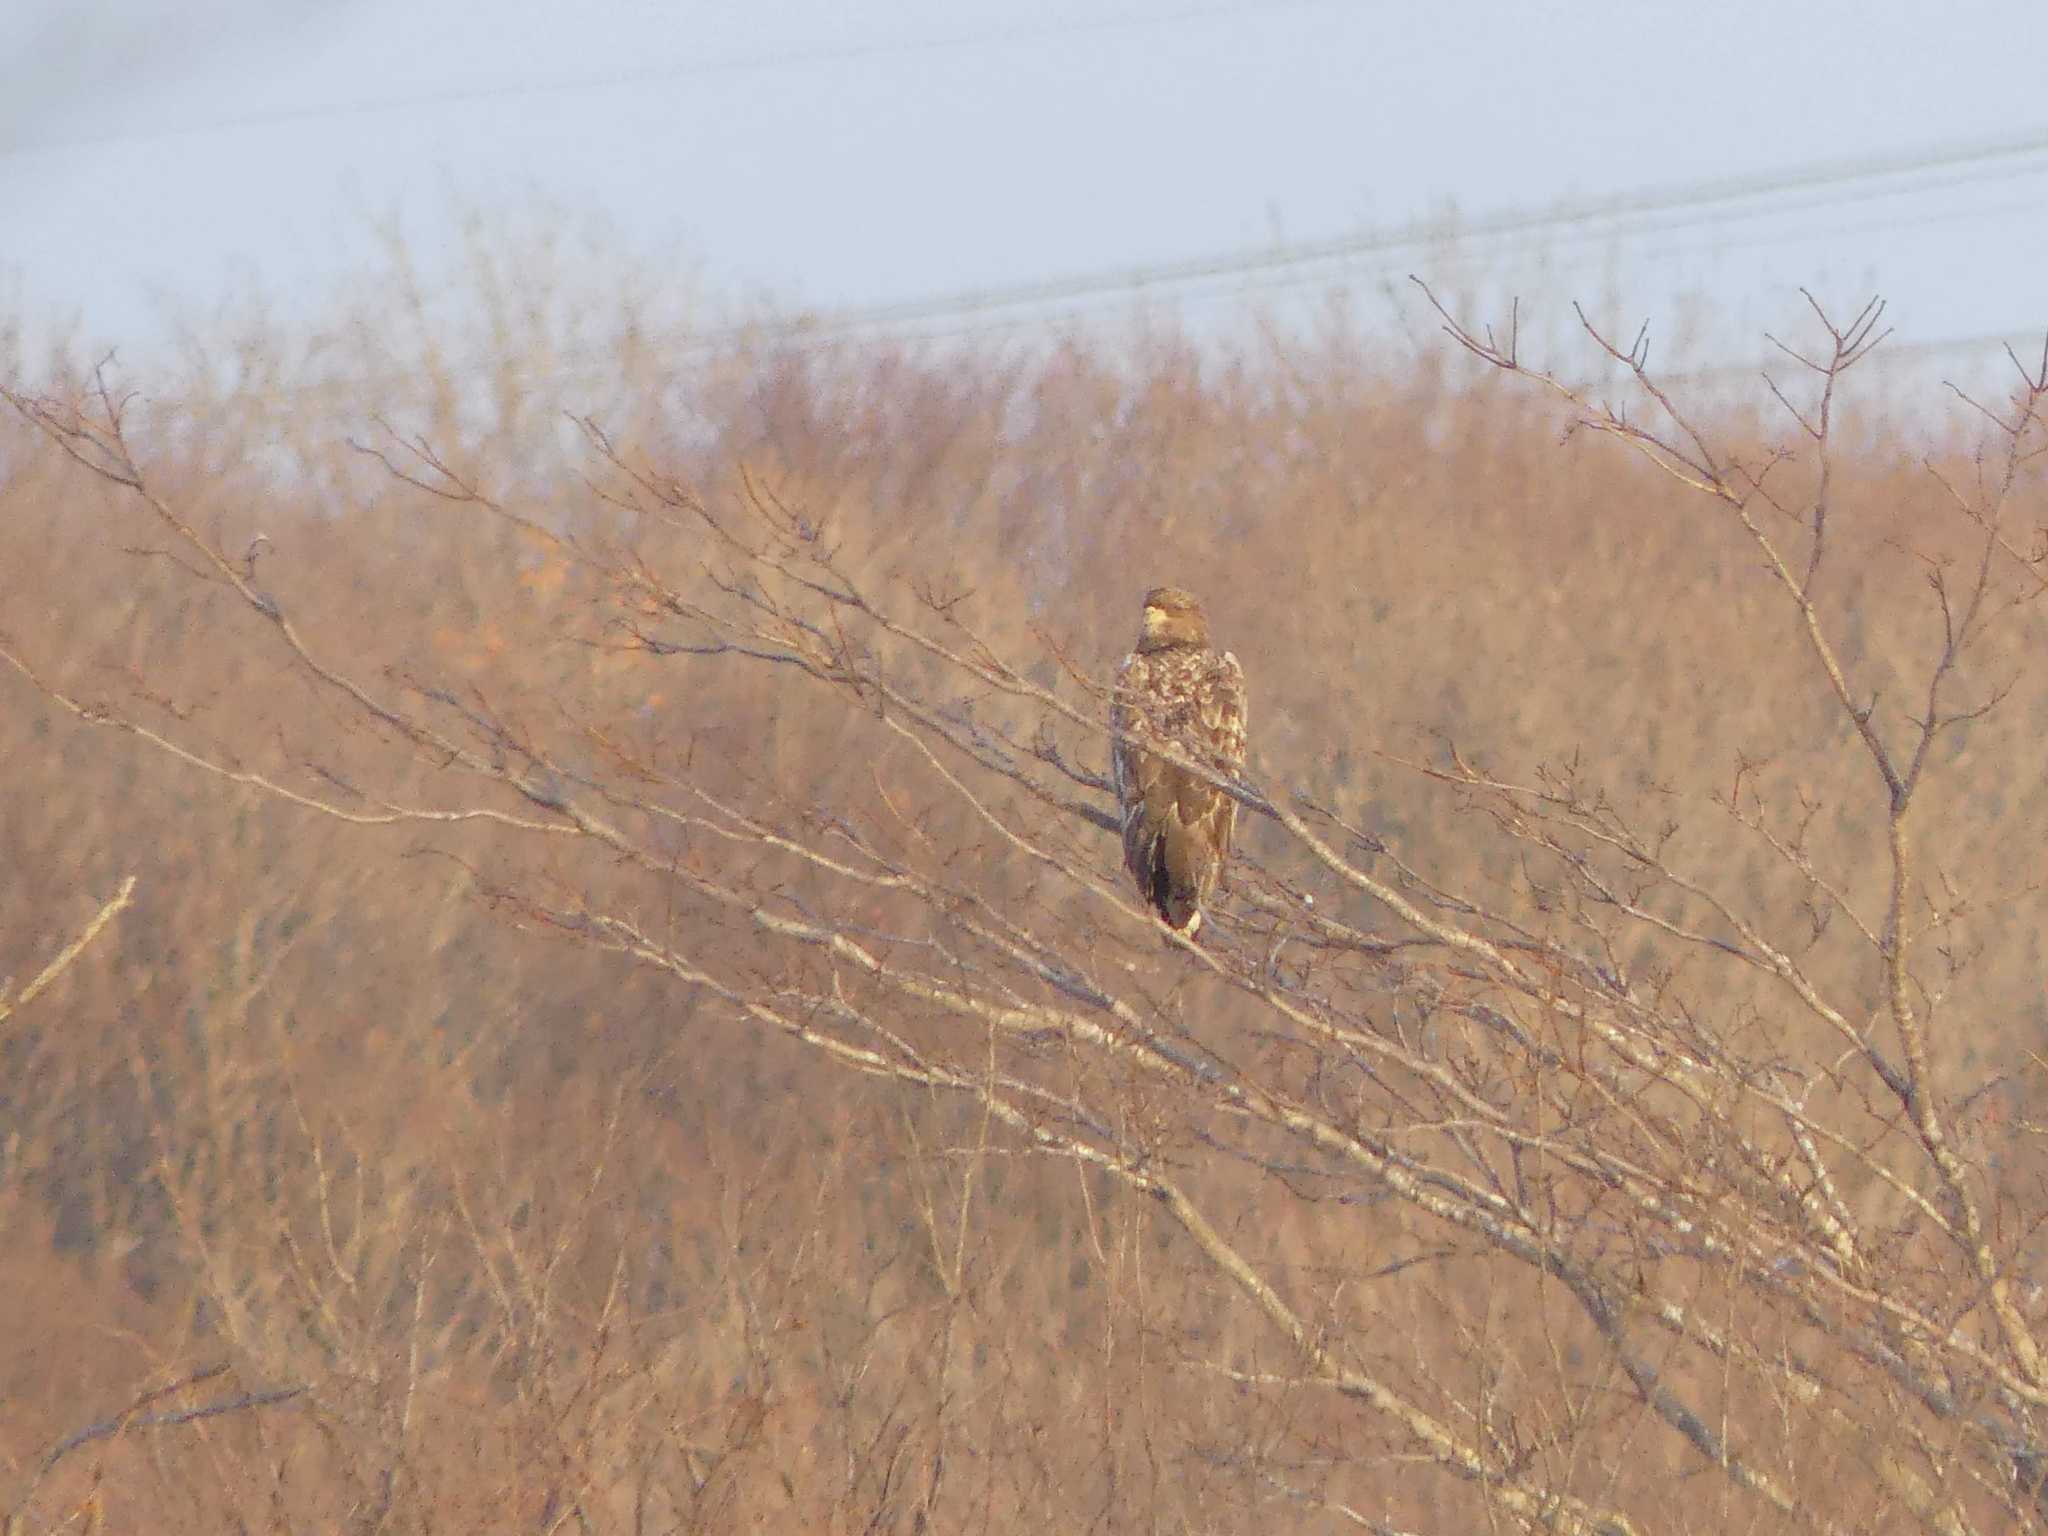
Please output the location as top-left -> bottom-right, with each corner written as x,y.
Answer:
4,255 -> 2048,1533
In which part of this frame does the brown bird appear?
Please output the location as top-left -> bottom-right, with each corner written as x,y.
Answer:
1110,587 -> 1248,936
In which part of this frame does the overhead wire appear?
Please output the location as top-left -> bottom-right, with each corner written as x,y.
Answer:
9,11 -> 2046,396
700,131 -> 2048,346
0,0 -> 1354,159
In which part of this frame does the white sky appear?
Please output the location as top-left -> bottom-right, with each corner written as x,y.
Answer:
4,0 -> 2046,381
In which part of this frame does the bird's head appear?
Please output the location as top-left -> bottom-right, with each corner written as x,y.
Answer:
1138,586 -> 1210,651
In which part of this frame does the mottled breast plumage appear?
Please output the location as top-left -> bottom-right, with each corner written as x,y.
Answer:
1109,600 -> 1247,936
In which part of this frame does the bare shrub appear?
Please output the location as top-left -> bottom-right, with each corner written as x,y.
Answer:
5,280 -> 2048,1533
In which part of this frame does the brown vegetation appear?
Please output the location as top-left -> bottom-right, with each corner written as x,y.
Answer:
4,263 -> 2048,1534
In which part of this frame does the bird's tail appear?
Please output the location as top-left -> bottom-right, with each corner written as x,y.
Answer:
1156,823 -> 1210,934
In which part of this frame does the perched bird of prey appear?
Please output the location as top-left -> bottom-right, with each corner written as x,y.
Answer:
1110,587 -> 1248,936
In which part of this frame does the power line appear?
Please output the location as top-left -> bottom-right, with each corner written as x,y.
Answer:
18,120 -> 2048,403
722,128 -> 2048,345
13,16 -> 2045,388
0,0 -> 1351,160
